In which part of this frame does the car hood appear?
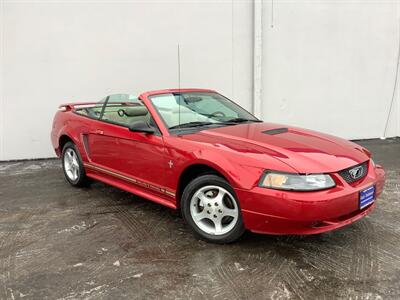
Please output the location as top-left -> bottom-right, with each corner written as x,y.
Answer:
182,122 -> 369,173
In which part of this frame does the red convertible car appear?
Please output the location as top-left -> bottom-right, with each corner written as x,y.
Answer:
51,89 -> 385,243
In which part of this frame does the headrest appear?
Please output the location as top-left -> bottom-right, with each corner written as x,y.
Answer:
124,106 -> 148,117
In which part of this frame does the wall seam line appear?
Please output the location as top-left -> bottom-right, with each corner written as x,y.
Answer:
0,0 -> 4,160
253,0 -> 263,118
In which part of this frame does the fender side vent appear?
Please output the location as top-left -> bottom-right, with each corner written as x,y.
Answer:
82,134 -> 91,157
262,128 -> 288,135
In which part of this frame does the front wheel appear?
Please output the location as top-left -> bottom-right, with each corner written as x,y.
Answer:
181,175 -> 245,243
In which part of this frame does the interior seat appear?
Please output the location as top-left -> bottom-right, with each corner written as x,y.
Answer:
124,106 -> 149,126
161,106 -> 206,128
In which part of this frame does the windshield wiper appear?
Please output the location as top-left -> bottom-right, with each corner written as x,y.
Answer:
223,118 -> 263,123
169,121 -> 216,130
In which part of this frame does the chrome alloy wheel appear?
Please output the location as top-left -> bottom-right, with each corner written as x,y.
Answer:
64,148 -> 80,181
190,185 -> 239,235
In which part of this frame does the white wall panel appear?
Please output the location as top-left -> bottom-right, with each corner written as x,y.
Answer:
261,0 -> 400,140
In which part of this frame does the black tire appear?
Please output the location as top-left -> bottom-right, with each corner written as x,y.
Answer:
181,174 -> 245,244
61,142 -> 89,187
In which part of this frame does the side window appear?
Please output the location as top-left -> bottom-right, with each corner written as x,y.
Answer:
74,103 -> 104,119
101,94 -> 151,127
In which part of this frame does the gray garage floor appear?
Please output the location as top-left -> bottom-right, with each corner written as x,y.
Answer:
0,139 -> 399,299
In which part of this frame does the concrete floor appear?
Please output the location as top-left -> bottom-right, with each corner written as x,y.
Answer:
0,139 -> 399,299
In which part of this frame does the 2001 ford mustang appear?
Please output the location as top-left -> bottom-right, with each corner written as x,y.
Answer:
51,88 -> 385,243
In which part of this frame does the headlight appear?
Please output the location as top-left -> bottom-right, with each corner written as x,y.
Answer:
259,171 -> 335,191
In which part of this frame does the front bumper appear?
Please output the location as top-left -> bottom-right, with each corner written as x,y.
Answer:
236,162 -> 385,235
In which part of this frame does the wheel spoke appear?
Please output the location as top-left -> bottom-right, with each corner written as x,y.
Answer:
197,192 -> 208,207
72,157 -> 79,168
74,167 -> 79,179
66,151 -> 73,163
212,218 -> 223,234
213,188 -> 226,204
65,159 -> 71,171
192,209 -> 208,222
222,208 -> 237,218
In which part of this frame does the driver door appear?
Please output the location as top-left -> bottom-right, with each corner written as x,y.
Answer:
86,94 -> 167,197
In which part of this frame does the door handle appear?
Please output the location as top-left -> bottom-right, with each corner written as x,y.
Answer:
91,129 -> 104,135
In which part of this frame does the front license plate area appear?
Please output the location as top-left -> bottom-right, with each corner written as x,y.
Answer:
359,185 -> 375,209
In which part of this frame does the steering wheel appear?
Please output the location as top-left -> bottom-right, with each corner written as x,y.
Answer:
118,109 -> 126,117
210,111 -> 226,118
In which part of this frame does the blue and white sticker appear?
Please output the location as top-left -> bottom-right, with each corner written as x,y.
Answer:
359,185 -> 375,209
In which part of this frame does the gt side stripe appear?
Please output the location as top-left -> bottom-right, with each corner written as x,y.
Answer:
84,163 -> 176,197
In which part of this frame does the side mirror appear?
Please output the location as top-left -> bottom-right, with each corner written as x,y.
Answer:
128,121 -> 155,134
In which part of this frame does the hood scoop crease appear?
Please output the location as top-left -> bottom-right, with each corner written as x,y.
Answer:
262,128 -> 288,135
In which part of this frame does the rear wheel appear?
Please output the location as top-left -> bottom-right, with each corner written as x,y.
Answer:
181,175 -> 245,243
62,142 -> 89,187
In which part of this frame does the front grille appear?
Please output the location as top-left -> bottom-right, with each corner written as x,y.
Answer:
338,161 -> 368,183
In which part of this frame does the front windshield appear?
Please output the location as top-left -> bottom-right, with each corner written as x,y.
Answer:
149,92 -> 259,130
